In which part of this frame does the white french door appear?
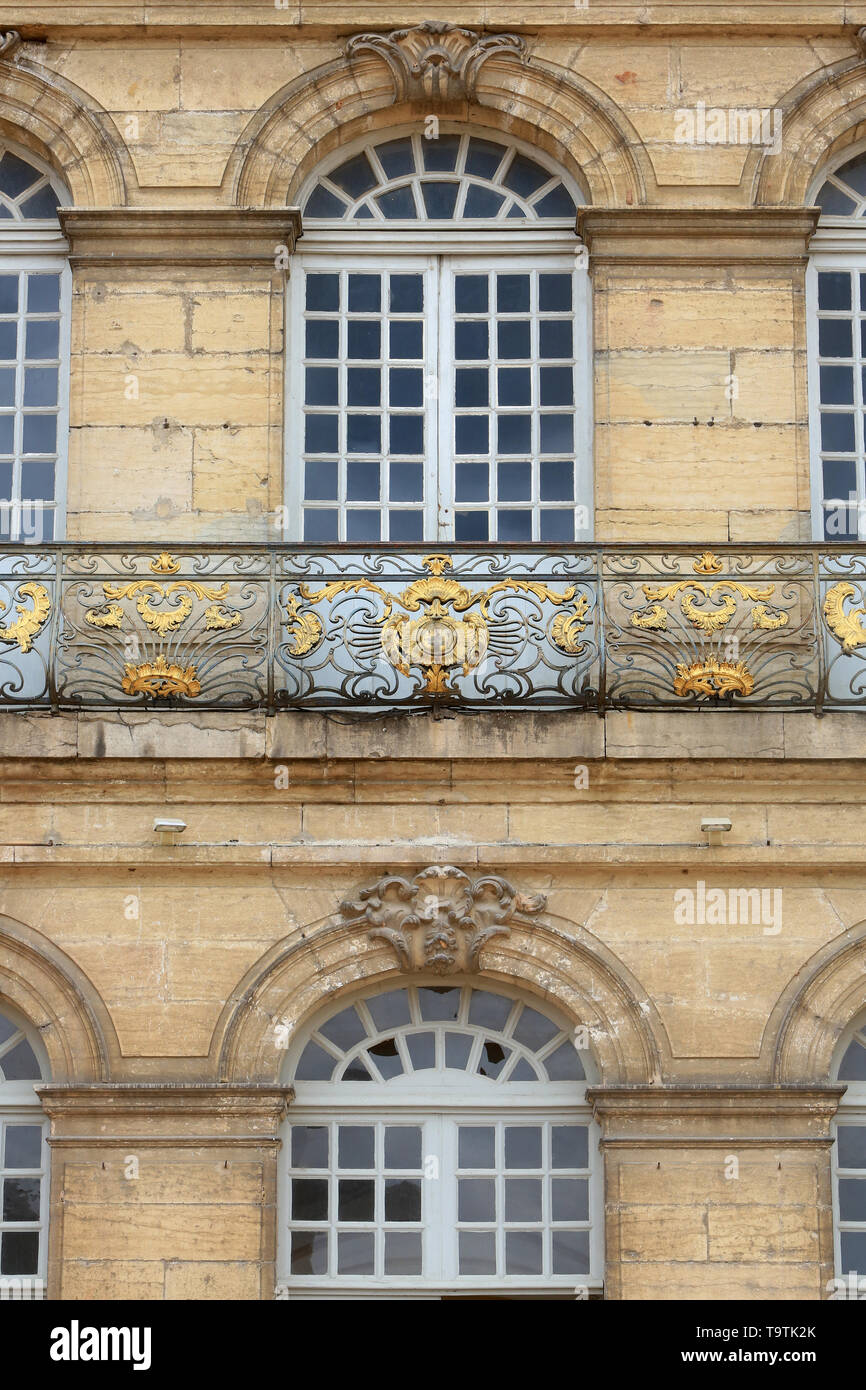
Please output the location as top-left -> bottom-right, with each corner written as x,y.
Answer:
287,251 -> 590,544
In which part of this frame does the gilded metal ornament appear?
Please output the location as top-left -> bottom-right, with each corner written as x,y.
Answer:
121,655 -> 201,699
822,581 -> 866,654
673,657 -> 754,699
0,582 -> 51,653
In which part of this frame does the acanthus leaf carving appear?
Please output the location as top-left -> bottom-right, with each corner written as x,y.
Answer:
345,21 -> 527,103
340,865 -> 546,975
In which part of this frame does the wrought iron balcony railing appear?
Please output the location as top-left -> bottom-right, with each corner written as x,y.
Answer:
2,543 -> 866,713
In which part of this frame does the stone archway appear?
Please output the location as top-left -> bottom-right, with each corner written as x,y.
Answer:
768,920 -> 866,1083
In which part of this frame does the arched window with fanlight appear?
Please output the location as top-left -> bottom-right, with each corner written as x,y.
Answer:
807,148 -> 866,541
288,128 -> 591,545
278,980 -> 602,1298
0,1002 -> 49,1297
0,141 -> 70,544
832,1013 -> 866,1287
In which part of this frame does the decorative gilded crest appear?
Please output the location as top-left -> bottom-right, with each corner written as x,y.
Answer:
291,553 -> 582,695
341,865 -> 546,975
673,658 -> 754,699
0,582 -> 51,653
121,655 -> 201,699
345,22 -> 527,102
823,581 -> 866,654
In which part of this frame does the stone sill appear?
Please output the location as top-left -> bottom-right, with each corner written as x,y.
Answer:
3,707 -> 866,761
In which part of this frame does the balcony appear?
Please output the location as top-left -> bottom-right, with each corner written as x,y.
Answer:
1,543 -> 865,714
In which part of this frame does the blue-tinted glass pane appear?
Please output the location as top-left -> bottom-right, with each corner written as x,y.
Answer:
456,369 -> 488,407
498,461 -> 531,500
21,186 -> 60,220
406,1032 -> 436,1070
22,417 -> 57,455
346,510 -> 380,542
455,511 -> 488,541
0,152 -> 41,198
503,154 -> 549,198
818,272 -> 852,310
295,1040 -> 337,1080
497,275 -> 530,312
346,414 -> 380,453
389,368 -> 423,406
455,416 -> 489,455
423,135 -> 460,172
540,274 -> 573,312
540,320 -> 573,358
497,510 -> 532,542
0,1231 -> 38,1276
540,509 -> 575,542
305,366 -> 338,405
305,185 -> 348,219
0,275 -> 18,313
541,414 -> 574,453
389,321 -> 423,359
824,503 -> 858,541
348,274 -> 381,312
421,182 -> 459,219
27,275 -> 59,313
498,367 -> 531,405
0,369 -> 14,406
347,321 -> 380,359
347,368 -> 380,407
456,463 -> 488,501
390,275 -> 423,313
305,415 -> 338,453
545,1040 -> 585,1080
389,414 -> 423,454
0,415 -> 14,452
330,152 -> 377,199
836,154 -> 866,197
463,185 -> 506,218
817,183 -> 858,216
355,204 -> 374,220
366,990 -> 411,1031
455,275 -> 488,313
376,138 -> 415,179
0,322 -> 17,359
540,459 -> 574,500
838,1039 -> 866,1081
837,1127 -> 866,1167
498,415 -> 531,454
306,274 -> 340,312
820,413 -> 855,452
304,508 -> 339,541
819,319 -> 853,357
376,186 -> 417,219
347,460 -> 379,500
4,1126 -> 42,1169
304,459 -> 338,500
306,320 -> 338,359
455,321 -> 488,360
390,462 -> 424,502
540,366 -> 574,405
840,1232 -> 866,1275
465,138 -> 507,179
459,1231 -> 496,1275
498,321 -> 531,359
534,185 -> 577,218
389,511 -> 423,542
552,1231 -> 590,1276
0,460 -> 11,494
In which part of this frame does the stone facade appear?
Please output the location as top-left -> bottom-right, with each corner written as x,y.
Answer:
1,2 -> 865,1300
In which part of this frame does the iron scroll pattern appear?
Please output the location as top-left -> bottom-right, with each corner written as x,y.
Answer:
1,543 -> 866,710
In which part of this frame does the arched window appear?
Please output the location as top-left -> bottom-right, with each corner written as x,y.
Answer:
833,1014 -> 866,1289
0,1002 -> 49,1297
808,148 -> 866,541
0,142 -> 70,544
288,129 -> 591,544
278,981 -> 602,1298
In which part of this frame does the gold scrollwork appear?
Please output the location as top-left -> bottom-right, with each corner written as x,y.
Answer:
823,581 -> 866,654
294,554 -> 578,693
84,554 -> 241,638
121,655 -> 201,699
0,582 -> 51,653
630,552 -> 789,640
283,593 -> 323,657
673,658 -> 754,699
550,593 -> 591,654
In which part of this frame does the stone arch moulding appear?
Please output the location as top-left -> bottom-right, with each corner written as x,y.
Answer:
0,40 -> 132,206
0,913 -> 117,1083
227,22 -> 653,210
214,865 -> 667,1086
749,46 -> 866,207
768,920 -> 866,1084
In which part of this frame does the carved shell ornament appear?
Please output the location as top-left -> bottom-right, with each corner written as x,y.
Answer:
345,21 -> 528,103
340,865 -> 547,975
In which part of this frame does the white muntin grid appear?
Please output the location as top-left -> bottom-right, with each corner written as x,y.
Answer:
807,260 -> 866,541
0,1006 -> 49,1295
278,982 -> 602,1296
832,1021 -> 866,1284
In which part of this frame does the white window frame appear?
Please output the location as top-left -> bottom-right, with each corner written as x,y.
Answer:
276,981 -> 603,1299
806,252 -> 866,542
0,1003 -> 50,1300
0,141 -> 71,545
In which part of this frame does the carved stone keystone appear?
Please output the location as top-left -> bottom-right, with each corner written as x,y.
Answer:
345,22 -> 527,103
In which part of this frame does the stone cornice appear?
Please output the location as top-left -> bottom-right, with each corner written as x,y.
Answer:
586,1084 -> 846,1144
577,207 -> 821,266
58,208 -> 302,269
37,1082 -> 293,1120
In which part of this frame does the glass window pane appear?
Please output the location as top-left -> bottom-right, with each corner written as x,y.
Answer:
505,1178 -> 542,1222
306,274 -> 340,312
0,322 -> 17,359
346,457 -> 380,497
498,367 -> 531,405
4,1125 -> 42,1169
0,275 -> 18,312
421,182 -> 459,219
390,462 -> 423,501
389,368 -> 422,406
544,1042 -> 585,1081
505,1127 -> 543,1169
503,155 -> 549,199
497,416 -> 531,454
27,275 -> 60,313
318,1006 -> 367,1051
365,989 -> 411,1032
330,153 -> 377,199
368,1037 -> 403,1079
389,509 -> 423,541
455,275 -> 488,314
422,135 -> 460,172
463,186 -> 506,218
338,1179 -> 375,1221
338,1126 -> 375,1169
0,152 -> 41,199
552,1229 -> 590,1275
819,319 -> 853,358
337,1231 -> 374,1274
21,460 -> 55,502
291,1178 -> 328,1221
840,1231 -> 866,1276
838,1178 -> 866,1221
417,986 -> 460,1021
348,274 -> 380,312
305,186 -> 347,218
497,275 -> 530,312
294,1041 -> 336,1082
306,320 -> 338,359
291,1126 -> 328,1168
303,509 -> 339,542
459,1178 -> 496,1221
477,1039 -> 511,1078
455,511 -> 489,541
838,1039 -> 866,1081
459,1126 -> 495,1169
376,138 -> 415,179
0,1230 -> 39,1276
406,1031 -> 435,1070
290,1230 -> 327,1275
347,321 -> 380,359
377,186 -> 416,219
838,1126 -> 866,1168
467,991 -> 513,1030
456,416 -> 489,455
465,139 -> 507,179
505,1229 -> 543,1274
390,275 -> 423,313
305,415 -> 338,453
552,1125 -> 589,1170
385,1178 -> 421,1222
384,1127 -> 422,1170
384,1231 -> 422,1275
459,1230 -> 496,1274
389,414 -> 423,454
305,366 -> 339,406
498,321 -> 531,359
539,320 -> 573,358
821,413 -> 855,452
552,1177 -> 589,1222
444,1032 -> 473,1070
455,321 -> 488,360
817,271 -> 852,310
0,1038 -> 41,1080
